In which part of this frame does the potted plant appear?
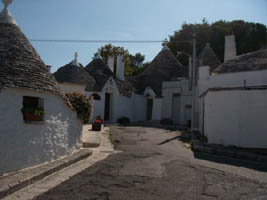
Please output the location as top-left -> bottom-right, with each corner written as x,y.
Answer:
21,108 -> 45,122
92,116 -> 103,131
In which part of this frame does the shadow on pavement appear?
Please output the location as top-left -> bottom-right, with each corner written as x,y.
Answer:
194,151 -> 267,173
157,136 -> 181,145
118,123 -> 187,132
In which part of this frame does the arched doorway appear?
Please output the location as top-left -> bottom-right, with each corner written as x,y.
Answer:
90,93 -> 101,101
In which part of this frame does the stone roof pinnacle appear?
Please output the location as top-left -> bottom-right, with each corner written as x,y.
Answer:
0,0 -> 17,25
71,52 -> 79,66
163,40 -> 170,50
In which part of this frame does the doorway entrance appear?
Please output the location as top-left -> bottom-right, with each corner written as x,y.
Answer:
146,98 -> 153,121
104,93 -> 111,121
172,94 -> 181,124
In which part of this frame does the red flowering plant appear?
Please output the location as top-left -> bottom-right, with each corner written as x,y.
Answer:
94,115 -> 103,124
94,119 -> 102,124
92,115 -> 103,131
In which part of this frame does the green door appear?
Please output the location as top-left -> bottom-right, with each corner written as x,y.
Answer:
146,99 -> 153,121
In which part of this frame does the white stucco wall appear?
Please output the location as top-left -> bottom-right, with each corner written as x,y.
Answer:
143,87 -> 162,121
86,91 -> 105,122
132,94 -> 146,122
162,79 -> 192,125
152,98 -> 162,121
198,68 -> 267,132
198,69 -> 267,96
87,77 -> 144,123
59,83 -> 86,94
112,95 -> 134,122
0,88 -> 83,175
204,89 -> 267,148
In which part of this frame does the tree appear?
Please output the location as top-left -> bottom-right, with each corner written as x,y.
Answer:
93,44 -> 146,76
168,19 -> 267,66
129,53 -> 145,67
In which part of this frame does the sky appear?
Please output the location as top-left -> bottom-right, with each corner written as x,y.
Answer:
2,0 -> 267,72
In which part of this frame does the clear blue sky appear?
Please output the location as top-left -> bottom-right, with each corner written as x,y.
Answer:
3,0 -> 267,72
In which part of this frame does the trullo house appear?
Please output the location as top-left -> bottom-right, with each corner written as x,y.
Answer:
0,0 -> 83,175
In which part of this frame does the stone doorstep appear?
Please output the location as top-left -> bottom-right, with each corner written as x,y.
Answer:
83,141 -> 100,148
192,140 -> 267,163
82,125 -> 105,148
0,149 -> 92,199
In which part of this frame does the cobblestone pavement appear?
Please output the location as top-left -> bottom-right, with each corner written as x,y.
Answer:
36,126 -> 267,200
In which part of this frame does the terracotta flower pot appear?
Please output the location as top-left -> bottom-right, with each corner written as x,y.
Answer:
92,123 -> 102,131
24,112 -> 43,121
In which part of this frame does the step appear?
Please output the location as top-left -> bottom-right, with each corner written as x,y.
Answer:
0,149 -> 92,199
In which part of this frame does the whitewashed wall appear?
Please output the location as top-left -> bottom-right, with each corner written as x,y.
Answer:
204,89 -> 267,148
132,94 -> 146,122
198,68 -> 267,96
58,77 -> 167,123
85,91 -> 105,122
113,95 -> 134,122
102,78 -> 119,123
152,98 -> 162,121
59,83 -> 86,94
162,79 -> 192,125
143,87 -> 162,121
198,68 -> 267,132
0,88 -> 83,175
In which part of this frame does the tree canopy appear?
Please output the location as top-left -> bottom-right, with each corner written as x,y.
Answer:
168,19 -> 267,66
93,44 -> 148,76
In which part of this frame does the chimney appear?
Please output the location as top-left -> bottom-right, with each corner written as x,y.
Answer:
116,55 -> 125,81
107,56 -> 114,73
46,65 -> 52,73
224,35 -> 236,62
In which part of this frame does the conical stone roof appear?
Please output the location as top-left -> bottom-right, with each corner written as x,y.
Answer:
0,15 -> 61,94
130,47 -> 187,96
85,58 -> 114,77
85,58 -> 133,96
198,43 -> 221,71
54,61 -> 100,91
84,58 -> 113,92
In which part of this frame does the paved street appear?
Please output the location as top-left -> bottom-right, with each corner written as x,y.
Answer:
36,126 -> 267,200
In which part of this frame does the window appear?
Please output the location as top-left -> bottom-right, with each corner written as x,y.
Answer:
21,96 -> 45,122
90,93 -> 101,101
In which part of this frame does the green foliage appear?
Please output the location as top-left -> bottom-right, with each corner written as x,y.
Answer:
168,19 -> 267,65
65,92 -> 92,124
126,62 -> 149,76
21,108 -> 45,116
129,53 -> 145,67
93,44 -> 147,76
96,115 -> 103,121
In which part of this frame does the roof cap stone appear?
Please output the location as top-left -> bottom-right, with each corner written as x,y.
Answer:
70,52 -> 79,66
162,40 -> 170,50
96,49 -> 102,59
0,0 -> 17,25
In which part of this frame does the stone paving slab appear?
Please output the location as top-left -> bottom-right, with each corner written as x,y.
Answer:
0,149 -> 92,199
82,124 -> 103,148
